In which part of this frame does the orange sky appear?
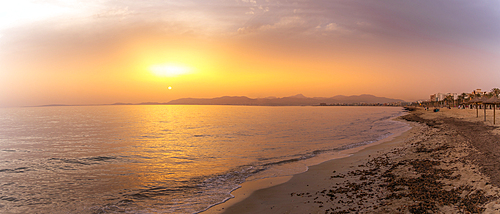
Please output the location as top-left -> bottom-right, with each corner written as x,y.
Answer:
1,0 -> 500,107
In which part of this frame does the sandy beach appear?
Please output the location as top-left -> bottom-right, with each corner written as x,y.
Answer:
205,107 -> 500,213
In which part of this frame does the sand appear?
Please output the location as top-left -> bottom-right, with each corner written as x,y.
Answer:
204,107 -> 500,214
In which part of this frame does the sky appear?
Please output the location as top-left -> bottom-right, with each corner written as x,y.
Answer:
1,0 -> 500,107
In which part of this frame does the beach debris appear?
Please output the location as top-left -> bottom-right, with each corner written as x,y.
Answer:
291,110 -> 499,213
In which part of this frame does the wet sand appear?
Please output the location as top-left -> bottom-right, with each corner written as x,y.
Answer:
205,107 -> 500,213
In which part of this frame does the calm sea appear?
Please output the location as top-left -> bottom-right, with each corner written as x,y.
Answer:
0,105 -> 409,213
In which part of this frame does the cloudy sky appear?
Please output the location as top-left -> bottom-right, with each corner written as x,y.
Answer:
1,0 -> 500,107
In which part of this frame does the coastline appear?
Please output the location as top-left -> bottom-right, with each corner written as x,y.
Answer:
206,107 -> 500,213
203,111 -> 413,214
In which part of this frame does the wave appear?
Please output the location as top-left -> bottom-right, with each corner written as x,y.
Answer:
47,156 -> 118,167
193,129 -> 403,213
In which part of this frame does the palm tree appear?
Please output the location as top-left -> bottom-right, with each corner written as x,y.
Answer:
491,88 -> 500,97
458,93 -> 465,105
462,93 -> 469,105
445,95 -> 454,107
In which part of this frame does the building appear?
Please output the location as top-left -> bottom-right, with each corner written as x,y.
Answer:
430,93 -> 447,102
430,94 -> 437,102
472,89 -> 484,96
429,92 -> 458,102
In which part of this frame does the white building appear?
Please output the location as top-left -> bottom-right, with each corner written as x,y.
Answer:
472,89 -> 485,96
429,92 -> 458,102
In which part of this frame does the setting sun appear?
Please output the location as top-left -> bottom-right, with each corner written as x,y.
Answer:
150,64 -> 191,77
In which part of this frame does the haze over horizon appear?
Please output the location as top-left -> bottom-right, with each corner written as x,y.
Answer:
2,0 -> 500,107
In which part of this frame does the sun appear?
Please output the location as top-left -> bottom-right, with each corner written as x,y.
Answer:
150,64 -> 190,77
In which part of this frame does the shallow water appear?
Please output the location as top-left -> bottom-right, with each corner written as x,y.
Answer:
0,105 -> 408,213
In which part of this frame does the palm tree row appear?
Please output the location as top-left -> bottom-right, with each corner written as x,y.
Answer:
424,88 -> 500,107
443,88 -> 500,107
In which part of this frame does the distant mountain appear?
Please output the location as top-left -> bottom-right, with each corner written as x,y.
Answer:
330,94 -> 404,104
287,94 -> 307,99
166,94 -> 405,106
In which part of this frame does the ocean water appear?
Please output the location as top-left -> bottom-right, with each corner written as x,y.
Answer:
0,105 -> 409,213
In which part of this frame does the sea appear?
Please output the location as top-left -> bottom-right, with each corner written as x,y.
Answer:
0,105 -> 410,213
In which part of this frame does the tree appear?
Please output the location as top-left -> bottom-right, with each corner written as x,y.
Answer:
445,94 -> 454,107
458,93 -> 466,105
491,88 -> 500,97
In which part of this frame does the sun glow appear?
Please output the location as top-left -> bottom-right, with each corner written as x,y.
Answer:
150,64 -> 191,77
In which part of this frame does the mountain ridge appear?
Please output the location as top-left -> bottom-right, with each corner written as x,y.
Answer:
165,94 -> 405,106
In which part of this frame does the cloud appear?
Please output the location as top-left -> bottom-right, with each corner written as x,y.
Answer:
272,16 -> 305,28
256,5 -> 269,12
356,21 -> 370,27
2,0 -> 500,107
241,0 -> 257,4
237,16 -> 306,34
325,23 -> 338,31
93,7 -> 133,19
237,25 -> 260,34
0,0 -> 91,31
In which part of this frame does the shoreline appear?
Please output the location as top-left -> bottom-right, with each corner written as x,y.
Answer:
206,107 -> 500,213
203,111 -> 413,214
